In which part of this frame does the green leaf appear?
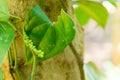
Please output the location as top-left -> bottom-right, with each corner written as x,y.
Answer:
0,0 -> 10,21
38,9 -> 75,61
74,1 -> 108,28
74,6 -> 90,26
0,68 -> 3,80
24,5 -> 52,63
0,22 -> 15,66
24,5 -> 75,63
108,2 -> 117,8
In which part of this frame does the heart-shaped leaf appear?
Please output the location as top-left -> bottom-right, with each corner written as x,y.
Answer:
38,9 -> 75,61
0,22 -> 15,65
24,5 -> 75,63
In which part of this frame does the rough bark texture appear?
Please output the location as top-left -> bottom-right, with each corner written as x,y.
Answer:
2,0 -> 84,80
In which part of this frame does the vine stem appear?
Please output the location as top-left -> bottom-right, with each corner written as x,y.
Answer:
70,44 -> 85,80
31,53 -> 38,80
8,49 -> 13,68
0,11 -> 22,21
7,21 -> 23,37
13,41 -> 23,80
8,49 -> 15,80
10,14 -> 22,21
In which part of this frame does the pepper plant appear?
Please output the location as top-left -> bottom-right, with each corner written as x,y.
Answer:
0,0 -> 75,79
0,0 -> 115,80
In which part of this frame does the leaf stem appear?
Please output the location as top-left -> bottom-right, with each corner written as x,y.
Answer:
70,44 -> 85,80
8,49 -> 13,67
10,14 -> 22,21
8,49 -> 15,80
0,11 -> 22,21
31,53 -> 38,80
13,41 -> 23,80
8,21 -> 23,37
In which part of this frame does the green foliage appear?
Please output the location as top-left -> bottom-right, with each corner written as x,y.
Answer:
0,22 -> 15,65
0,0 -> 15,77
24,5 -> 75,63
108,2 -> 117,8
0,0 -> 13,66
74,1 -> 108,28
0,0 -> 10,21
0,0 -> 110,79
0,68 -> 3,80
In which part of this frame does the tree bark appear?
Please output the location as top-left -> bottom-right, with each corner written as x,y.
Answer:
2,0 -> 84,80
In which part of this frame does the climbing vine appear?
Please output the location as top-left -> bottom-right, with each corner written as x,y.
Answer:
0,0 -> 75,80
0,0 -> 112,80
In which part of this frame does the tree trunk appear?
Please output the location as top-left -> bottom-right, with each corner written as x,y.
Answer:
2,0 -> 84,80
